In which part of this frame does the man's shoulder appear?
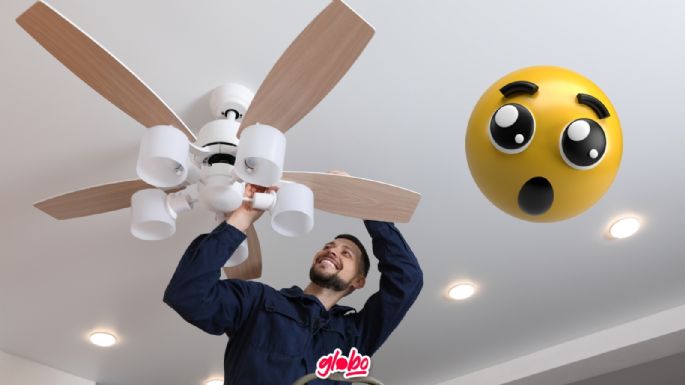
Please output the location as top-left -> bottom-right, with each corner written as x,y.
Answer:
224,279 -> 277,298
256,284 -> 302,304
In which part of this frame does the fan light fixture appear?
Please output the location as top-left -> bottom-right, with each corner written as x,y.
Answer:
89,332 -> 117,347
127,85 -> 317,245
250,183 -> 315,237
234,124 -> 286,187
21,0 -> 423,281
136,125 -> 190,188
609,217 -> 641,239
198,165 -> 245,213
447,283 -> 477,300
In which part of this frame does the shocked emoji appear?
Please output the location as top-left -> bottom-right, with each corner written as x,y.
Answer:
465,66 -> 623,222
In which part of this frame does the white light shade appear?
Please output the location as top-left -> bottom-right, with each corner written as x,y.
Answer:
89,332 -> 117,347
448,283 -> 476,300
225,239 -> 249,267
234,124 -> 286,187
131,189 -> 176,240
271,183 -> 314,237
609,217 -> 641,239
199,164 -> 244,213
137,125 -> 189,188
205,380 -> 223,385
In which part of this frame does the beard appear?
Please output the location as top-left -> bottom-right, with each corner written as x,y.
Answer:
309,265 -> 351,292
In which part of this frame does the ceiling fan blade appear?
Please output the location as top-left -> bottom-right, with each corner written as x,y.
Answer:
34,179 -> 182,220
238,0 -> 374,136
281,172 -> 421,223
16,1 -> 195,140
223,225 -> 262,280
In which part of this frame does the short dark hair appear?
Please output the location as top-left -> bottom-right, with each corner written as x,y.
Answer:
335,234 -> 370,277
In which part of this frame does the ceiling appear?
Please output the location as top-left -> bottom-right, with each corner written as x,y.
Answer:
1,1 -> 684,385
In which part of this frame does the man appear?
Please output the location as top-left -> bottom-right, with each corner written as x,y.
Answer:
163,176 -> 423,385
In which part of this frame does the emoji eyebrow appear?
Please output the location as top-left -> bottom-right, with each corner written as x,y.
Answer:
500,81 -> 539,98
577,93 -> 610,119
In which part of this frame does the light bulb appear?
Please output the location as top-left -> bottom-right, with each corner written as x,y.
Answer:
89,332 -> 117,347
609,217 -> 641,239
447,283 -> 476,300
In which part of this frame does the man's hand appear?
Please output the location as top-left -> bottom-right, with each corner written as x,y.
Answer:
225,184 -> 278,233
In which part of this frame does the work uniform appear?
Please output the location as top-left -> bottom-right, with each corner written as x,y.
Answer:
164,220 -> 423,385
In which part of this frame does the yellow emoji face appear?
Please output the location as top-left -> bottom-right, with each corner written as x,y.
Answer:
465,66 -> 623,222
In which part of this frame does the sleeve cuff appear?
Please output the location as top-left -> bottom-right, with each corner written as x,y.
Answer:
209,221 -> 248,245
364,220 -> 395,237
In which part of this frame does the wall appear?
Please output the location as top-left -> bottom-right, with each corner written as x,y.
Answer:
0,350 -> 95,385
567,352 -> 685,385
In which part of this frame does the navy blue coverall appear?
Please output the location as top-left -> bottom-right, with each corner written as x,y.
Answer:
163,220 -> 423,385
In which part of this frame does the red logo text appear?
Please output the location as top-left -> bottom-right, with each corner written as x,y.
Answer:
316,347 -> 371,379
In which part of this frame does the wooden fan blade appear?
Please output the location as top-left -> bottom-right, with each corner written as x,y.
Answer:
238,0 -> 374,136
34,179 -> 182,220
281,172 -> 421,223
16,1 -> 195,140
223,225 -> 262,280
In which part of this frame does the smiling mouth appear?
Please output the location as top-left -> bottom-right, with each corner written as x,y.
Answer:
518,177 -> 554,215
317,256 -> 341,270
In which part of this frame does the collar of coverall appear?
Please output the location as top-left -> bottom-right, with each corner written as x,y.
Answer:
280,286 -> 356,315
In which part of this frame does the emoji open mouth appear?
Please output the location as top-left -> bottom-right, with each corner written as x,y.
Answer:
518,177 -> 554,215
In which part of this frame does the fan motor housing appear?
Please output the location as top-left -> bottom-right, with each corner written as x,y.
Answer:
195,119 -> 240,165
196,119 -> 240,146
209,83 -> 254,119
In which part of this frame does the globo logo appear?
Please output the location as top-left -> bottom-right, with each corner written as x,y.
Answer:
316,347 -> 371,379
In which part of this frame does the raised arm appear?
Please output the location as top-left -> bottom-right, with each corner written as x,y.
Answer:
351,220 -> 423,355
163,184 -> 274,336
163,222 -> 264,336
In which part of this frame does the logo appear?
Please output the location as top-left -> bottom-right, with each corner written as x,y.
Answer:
316,347 -> 371,379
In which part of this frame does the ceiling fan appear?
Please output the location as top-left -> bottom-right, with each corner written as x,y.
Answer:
16,0 -> 421,280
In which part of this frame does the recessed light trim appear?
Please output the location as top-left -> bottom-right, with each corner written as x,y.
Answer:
609,217 -> 641,239
447,283 -> 477,300
89,331 -> 117,347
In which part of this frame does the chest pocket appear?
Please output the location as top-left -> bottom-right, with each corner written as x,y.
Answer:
247,296 -> 310,357
316,317 -> 360,356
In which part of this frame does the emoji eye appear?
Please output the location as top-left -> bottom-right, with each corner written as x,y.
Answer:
560,119 -> 607,169
489,103 -> 535,154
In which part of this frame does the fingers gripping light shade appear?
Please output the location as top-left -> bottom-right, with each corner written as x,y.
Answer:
131,189 -> 177,240
137,125 -> 190,188
234,124 -> 286,187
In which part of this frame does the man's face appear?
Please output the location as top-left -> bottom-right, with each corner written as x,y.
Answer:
310,238 -> 365,292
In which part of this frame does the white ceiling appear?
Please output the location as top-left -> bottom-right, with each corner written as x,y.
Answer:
1,1 -> 685,385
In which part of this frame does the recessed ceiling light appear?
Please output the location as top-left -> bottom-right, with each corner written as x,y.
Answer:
205,380 -> 223,385
447,283 -> 476,300
609,217 -> 641,239
89,331 -> 117,347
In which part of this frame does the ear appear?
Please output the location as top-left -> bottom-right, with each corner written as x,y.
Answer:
350,275 -> 366,290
